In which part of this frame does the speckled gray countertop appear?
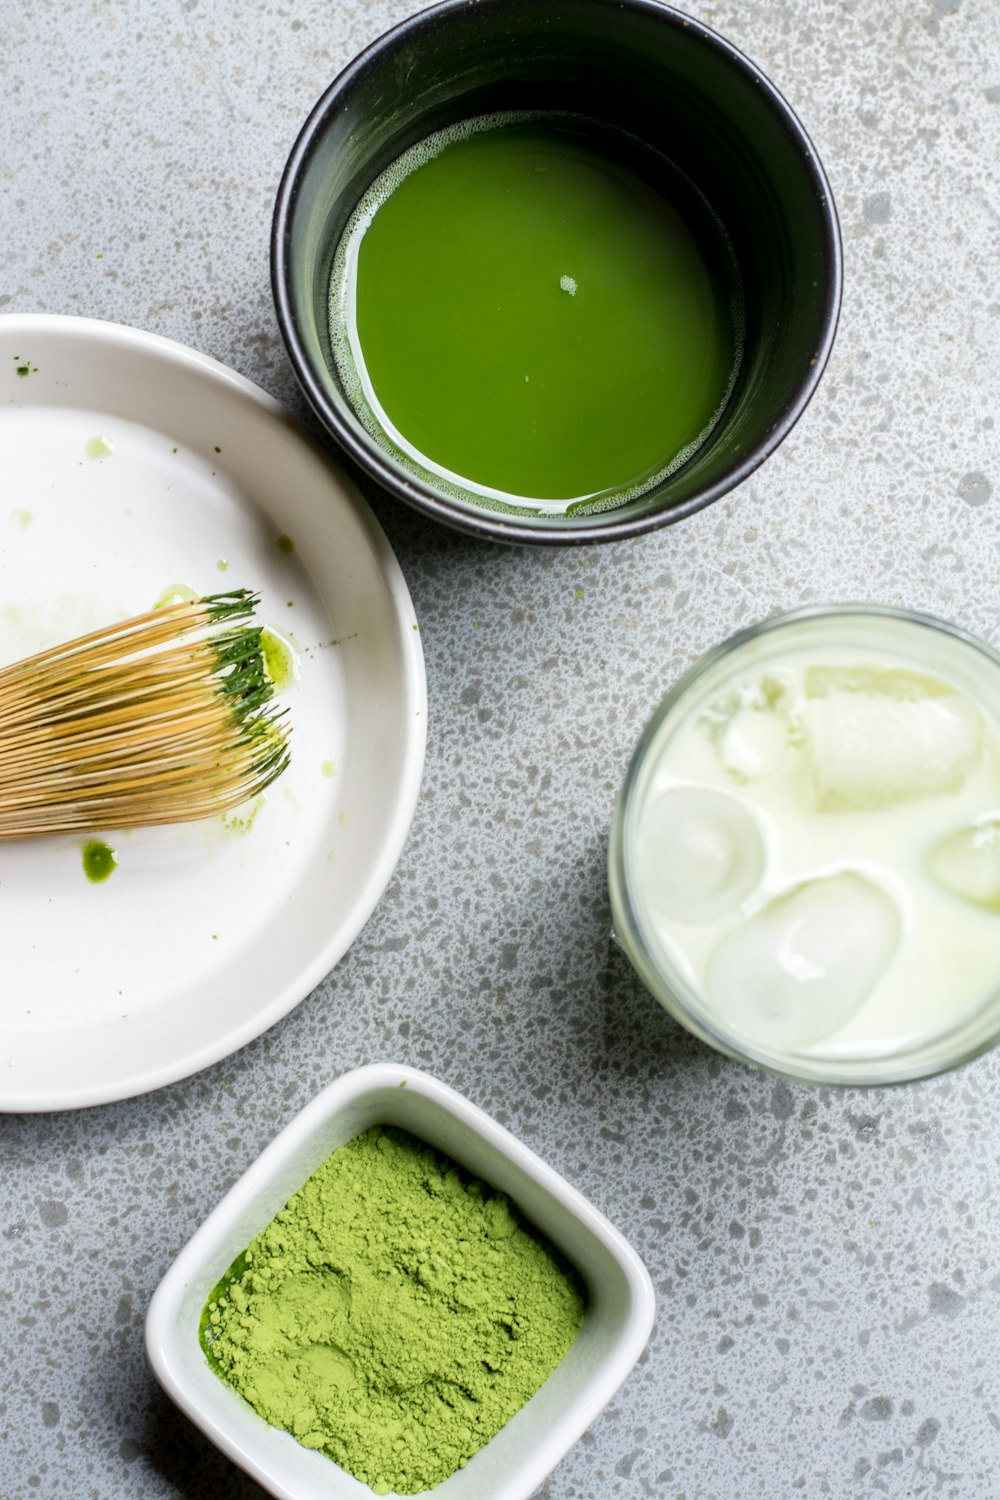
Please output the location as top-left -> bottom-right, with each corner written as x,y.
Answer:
2,1 -> 999,1497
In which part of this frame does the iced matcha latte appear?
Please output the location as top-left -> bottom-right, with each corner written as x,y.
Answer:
609,607 -> 1000,1084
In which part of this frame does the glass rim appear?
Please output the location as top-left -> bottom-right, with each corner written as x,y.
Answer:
608,602 -> 1000,1087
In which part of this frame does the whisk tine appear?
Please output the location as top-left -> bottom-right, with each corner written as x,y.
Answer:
0,590 -> 291,840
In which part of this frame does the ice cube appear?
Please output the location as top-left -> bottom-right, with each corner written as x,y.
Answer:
805,666 -> 982,811
700,671 -> 804,784
930,817 -> 1000,912
718,705 -> 791,781
706,872 -> 902,1048
637,787 -> 765,924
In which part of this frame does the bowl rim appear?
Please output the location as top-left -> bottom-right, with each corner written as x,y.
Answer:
145,1062 -> 656,1499
270,0 -> 844,546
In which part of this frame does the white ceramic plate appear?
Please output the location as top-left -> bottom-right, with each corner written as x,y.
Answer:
0,315 -> 426,1112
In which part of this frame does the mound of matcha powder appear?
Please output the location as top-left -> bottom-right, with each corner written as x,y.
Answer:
201,1125 -> 586,1494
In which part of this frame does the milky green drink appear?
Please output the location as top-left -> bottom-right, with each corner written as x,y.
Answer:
609,608 -> 1000,1085
328,115 -> 742,516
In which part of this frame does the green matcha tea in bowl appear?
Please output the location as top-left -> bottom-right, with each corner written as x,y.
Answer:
272,0 -> 841,544
327,111 -> 742,520
146,1064 -> 654,1499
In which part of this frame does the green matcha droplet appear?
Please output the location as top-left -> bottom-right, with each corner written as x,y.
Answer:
85,434 -> 115,461
220,794 -> 265,836
260,626 -> 300,691
82,840 -> 117,883
153,582 -> 199,610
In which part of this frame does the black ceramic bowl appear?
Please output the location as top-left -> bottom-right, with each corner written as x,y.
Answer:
272,0 -> 842,545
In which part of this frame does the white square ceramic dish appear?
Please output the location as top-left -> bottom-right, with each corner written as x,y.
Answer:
146,1063 -> 655,1500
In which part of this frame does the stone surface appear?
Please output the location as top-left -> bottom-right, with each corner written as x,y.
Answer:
1,1 -> 999,1497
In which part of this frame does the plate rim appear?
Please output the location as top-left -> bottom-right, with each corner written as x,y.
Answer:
0,312 -> 427,1112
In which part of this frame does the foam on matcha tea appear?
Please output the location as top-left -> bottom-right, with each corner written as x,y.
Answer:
329,113 -> 742,516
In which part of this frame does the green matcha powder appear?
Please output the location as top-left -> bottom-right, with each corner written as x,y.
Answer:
201,1126 -> 586,1494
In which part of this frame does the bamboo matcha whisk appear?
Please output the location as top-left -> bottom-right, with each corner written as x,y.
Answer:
0,590 -> 290,840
